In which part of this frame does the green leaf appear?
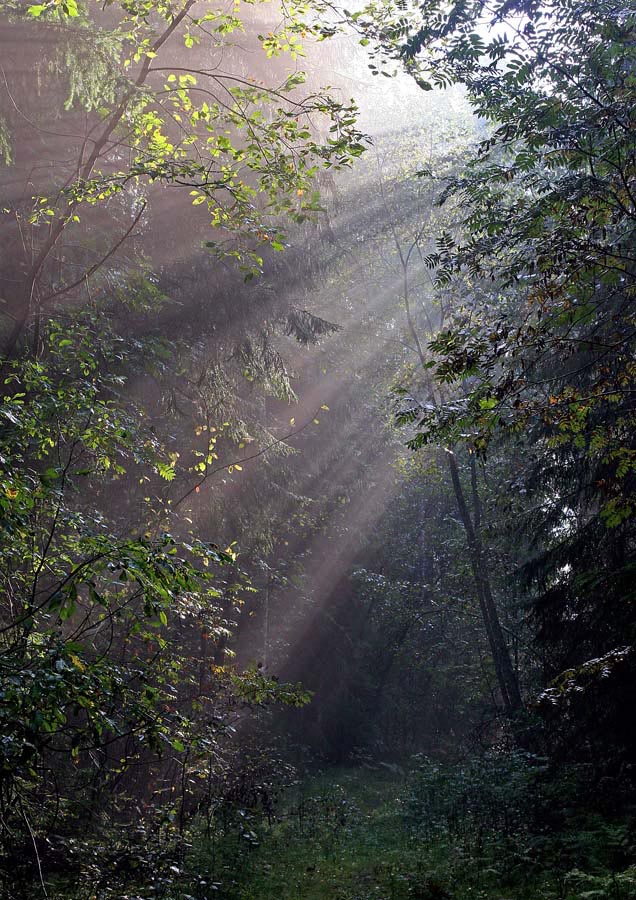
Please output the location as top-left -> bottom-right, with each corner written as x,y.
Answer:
157,462 -> 176,481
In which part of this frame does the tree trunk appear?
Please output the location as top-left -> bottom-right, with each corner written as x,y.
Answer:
382,161 -> 523,717
446,449 -> 523,713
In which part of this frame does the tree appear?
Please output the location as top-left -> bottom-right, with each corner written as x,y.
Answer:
353,0 -> 636,765
0,0 -> 365,355
0,0 -> 363,889
373,146 -> 522,716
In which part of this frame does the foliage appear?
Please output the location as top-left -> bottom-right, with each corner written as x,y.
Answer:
343,0 -> 636,767
169,764 -> 636,900
3,0 -> 636,892
0,301 -> 324,895
4,0 -> 365,272
0,0 -> 372,889
0,0 -> 369,390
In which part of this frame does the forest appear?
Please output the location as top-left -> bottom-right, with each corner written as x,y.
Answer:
0,0 -> 635,897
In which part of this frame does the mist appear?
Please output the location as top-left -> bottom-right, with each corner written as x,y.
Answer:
2,0 -> 635,897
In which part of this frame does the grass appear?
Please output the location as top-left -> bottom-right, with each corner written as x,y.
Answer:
46,761 -> 636,899
186,768 -> 562,900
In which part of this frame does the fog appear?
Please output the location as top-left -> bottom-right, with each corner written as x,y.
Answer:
1,0 -> 478,764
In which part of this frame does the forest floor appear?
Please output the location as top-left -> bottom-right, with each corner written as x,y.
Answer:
186,764 -> 636,900
46,761 -> 636,900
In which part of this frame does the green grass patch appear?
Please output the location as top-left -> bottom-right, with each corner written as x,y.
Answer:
47,762 -> 636,900
185,767 -> 563,900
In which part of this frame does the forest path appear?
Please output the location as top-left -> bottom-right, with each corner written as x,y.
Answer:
197,765 -> 549,900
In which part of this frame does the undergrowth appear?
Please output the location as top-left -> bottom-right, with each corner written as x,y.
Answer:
46,754 -> 636,899
181,756 -> 636,900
